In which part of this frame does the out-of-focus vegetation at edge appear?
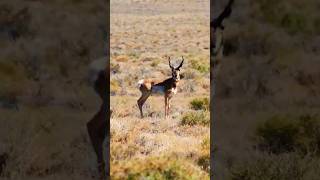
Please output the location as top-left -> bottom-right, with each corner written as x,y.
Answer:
0,0 -> 106,179
214,0 -> 320,179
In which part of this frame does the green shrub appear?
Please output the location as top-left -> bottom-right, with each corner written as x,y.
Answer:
253,0 -> 314,35
254,114 -> 320,154
151,60 -> 160,67
295,115 -> 320,154
190,60 -> 209,73
197,137 -> 210,172
111,79 -> 121,95
230,152 -> 317,180
190,98 -> 209,111
111,156 -> 209,180
181,111 -> 209,126
281,12 -> 307,35
255,115 -> 299,154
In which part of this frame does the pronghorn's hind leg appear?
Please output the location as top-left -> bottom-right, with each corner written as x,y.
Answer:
137,83 -> 151,118
137,92 -> 151,118
137,95 -> 144,118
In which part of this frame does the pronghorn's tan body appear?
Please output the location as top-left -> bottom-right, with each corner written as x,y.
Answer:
137,57 -> 184,118
138,78 -> 179,95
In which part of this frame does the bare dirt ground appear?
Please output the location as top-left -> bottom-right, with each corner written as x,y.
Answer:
110,0 -> 210,179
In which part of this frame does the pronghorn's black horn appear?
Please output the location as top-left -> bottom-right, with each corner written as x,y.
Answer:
176,56 -> 184,70
168,57 -> 174,69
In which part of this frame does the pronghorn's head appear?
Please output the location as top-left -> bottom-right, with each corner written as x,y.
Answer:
168,56 -> 184,82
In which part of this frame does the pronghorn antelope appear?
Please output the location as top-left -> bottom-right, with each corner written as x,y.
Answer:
86,57 -> 109,179
137,57 -> 184,118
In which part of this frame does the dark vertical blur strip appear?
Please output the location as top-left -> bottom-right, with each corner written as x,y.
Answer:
210,0 -> 213,179
106,0 -> 111,178
210,0 -> 218,179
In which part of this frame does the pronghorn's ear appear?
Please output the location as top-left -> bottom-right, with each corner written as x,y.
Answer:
175,57 -> 184,70
180,73 -> 185,79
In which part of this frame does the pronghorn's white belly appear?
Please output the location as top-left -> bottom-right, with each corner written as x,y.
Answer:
151,85 -> 165,95
151,86 -> 178,95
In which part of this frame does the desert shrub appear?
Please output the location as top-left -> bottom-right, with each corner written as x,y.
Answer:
181,111 -> 209,126
190,59 -> 209,73
110,63 -> 120,74
128,52 -> 140,59
111,156 -> 209,180
150,60 -> 160,67
110,79 -> 121,95
190,97 -> 209,111
253,0 -> 317,35
182,69 -> 199,80
197,137 -> 210,173
281,12 -> 307,35
295,115 -> 320,155
180,80 -> 197,93
0,61 -> 28,97
230,152 -> 318,180
254,114 -> 320,154
255,115 -> 300,154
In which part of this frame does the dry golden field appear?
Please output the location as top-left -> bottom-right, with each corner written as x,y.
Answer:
110,0 -> 210,179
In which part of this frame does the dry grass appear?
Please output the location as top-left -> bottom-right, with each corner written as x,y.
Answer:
110,0 -> 210,178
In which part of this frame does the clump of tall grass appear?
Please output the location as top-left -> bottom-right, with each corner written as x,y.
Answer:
190,59 -> 209,73
197,137 -> 210,172
254,114 -> 320,155
190,97 -> 209,111
181,111 -> 210,126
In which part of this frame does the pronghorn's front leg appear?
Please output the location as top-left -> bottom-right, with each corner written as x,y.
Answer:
167,97 -> 171,116
164,94 -> 170,118
164,95 -> 167,118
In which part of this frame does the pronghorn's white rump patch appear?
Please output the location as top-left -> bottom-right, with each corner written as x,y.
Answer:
138,79 -> 144,85
152,85 -> 165,94
137,79 -> 144,88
